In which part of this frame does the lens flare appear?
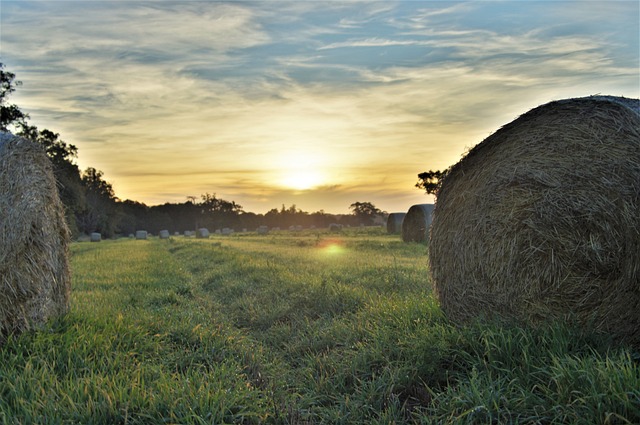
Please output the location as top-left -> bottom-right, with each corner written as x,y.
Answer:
317,238 -> 345,256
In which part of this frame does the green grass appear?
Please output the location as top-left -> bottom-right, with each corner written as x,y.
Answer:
1,228 -> 638,424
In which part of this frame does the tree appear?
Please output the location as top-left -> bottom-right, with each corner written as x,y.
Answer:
82,167 -> 115,200
0,63 -> 29,131
415,169 -> 449,196
18,125 -> 79,164
77,167 -> 118,236
349,201 -> 384,226
18,126 -> 85,234
199,193 -> 243,230
1,64 -> 87,235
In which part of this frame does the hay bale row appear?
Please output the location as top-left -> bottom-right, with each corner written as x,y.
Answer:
402,204 -> 434,243
386,213 -> 406,234
0,133 -> 71,339
429,95 -> 640,347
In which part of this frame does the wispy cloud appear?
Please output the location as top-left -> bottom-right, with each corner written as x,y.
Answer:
2,1 -> 637,213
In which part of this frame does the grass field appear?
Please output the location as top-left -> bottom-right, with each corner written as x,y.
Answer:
1,227 -> 638,424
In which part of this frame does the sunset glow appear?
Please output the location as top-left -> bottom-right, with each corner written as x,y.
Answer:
274,151 -> 330,191
2,1 -> 637,213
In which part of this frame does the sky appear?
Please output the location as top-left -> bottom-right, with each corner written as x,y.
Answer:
1,1 -> 638,214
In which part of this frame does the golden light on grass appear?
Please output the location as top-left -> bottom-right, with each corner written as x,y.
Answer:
317,238 -> 346,256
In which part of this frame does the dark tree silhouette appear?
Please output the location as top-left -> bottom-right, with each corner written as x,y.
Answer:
349,201 -> 384,226
0,63 -> 29,131
416,169 -> 449,196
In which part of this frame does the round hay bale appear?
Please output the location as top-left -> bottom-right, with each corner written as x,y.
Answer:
196,228 -> 210,239
135,230 -> 148,240
159,230 -> 170,239
329,223 -> 343,232
0,133 -> 71,338
256,225 -> 269,235
386,212 -> 406,234
429,95 -> 640,347
402,204 -> 434,243
90,232 -> 101,242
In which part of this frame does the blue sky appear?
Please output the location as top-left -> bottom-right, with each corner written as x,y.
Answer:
2,1 -> 638,213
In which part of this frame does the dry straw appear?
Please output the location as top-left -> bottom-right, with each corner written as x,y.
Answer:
386,213 -> 406,234
402,204 -> 434,243
429,96 -> 640,347
0,133 -> 71,340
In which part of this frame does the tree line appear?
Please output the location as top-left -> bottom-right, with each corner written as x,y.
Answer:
1,64 -> 387,238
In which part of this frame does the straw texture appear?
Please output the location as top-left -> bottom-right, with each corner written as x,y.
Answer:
429,96 -> 640,347
386,213 -> 406,234
402,204 -> 434,243
0,133 -> 71,339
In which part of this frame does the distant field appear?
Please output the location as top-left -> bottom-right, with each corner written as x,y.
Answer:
1,228 -> 638,424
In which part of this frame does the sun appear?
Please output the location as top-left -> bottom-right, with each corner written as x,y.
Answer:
280,169 -> 325,191
275,151 -> 329,191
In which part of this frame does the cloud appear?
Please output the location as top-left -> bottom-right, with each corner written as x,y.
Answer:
2,1 -> 637,214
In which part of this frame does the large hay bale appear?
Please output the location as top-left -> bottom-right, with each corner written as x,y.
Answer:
135,230 -> 148,240
402,204 -> 434,243
90,232 -> 101,242
159,230 -> 170,239
429,96 -> 640,347
386,212 -> 406,234
196,228 -> 210,239
0,133 -> 71,339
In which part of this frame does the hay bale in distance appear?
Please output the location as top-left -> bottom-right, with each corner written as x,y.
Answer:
159,230 -> 170,239
429,95 -> 640,347
135,230 -> 148,240
90,232 -> 101,242
328,223 -> 343,232
386,213 -> 406,234
0,133 -> 71,338
401,204 -> 434,243
256,225 -> 269,235
196,228 -> 210,239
